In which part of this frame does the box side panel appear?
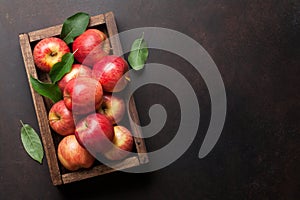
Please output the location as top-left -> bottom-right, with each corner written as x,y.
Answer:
19,33 -> 63,185
62,156 -> 140,184
105,12 -> 149,164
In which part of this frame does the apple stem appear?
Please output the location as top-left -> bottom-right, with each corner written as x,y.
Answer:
72,48 -> 79,55
50,52 -> 58,57
125,76 -> 131,82
84,121 -> 89,128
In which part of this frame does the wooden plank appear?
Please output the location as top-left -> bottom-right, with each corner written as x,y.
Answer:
105,11 -> 149,164
62,156 -> 140,184
28,24 -> 62,42
105,12 -> 123,56
89,13 -> 105,27
128,97 -> 149,164
28,13 -> 106,42
19,33 -> 63,185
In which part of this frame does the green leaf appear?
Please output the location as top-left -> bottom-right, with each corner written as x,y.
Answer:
60,12 -> 90,44
20,120 -> 44,164
49,53 -> 74,83
30,76 -> 62,103
128,33 -> 149,71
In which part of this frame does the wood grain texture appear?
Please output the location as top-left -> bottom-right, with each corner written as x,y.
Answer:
128,97 -> 149,164
28,14 -> 106,42
28,24 -> 62,42
61,156 -> 140,184
105,12 -> 123,57
19,33 -> 63,185
89,13 -> 105,27
105,11 -> 149,164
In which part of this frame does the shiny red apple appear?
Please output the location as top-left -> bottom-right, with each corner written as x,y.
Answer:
97,93 -> 125,125
63,77 -> 103,115
92,55 -> 129,92
103,125 -> 134,161
72,29 -> 110,67
58,64 -> 92,92
48,100 -> 75,136
75,113 -> 114,155
57,135 -> 95,171
33,37 -> 70,72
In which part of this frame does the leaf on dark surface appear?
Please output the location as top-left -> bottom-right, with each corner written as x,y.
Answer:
128,33 -> 149,71
20,120 -> 44,164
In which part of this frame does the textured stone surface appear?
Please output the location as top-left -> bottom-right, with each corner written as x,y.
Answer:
0,0 -> 299,199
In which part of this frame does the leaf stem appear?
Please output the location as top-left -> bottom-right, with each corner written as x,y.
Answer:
134,33 -> 145,64
20,120 -> 24,126
62,28 -> 74,42
141,32 -> 144,40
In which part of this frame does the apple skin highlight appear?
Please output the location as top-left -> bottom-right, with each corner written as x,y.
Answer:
33,37 -> 70,72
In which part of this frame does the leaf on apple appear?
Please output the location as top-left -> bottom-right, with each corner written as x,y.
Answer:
49,53 -> 74,83
30,76 -> 62,103
60,12 -> 90,45
128,32 -> 149,71
20,120 -> 44,164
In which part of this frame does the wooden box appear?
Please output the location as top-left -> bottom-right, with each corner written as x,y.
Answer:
19,11 -> 148,185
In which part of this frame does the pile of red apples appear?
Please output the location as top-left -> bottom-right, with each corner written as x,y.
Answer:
33,29 -> 134,171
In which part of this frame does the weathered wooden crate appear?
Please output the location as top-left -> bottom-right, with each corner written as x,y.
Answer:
19,11 -> 148,186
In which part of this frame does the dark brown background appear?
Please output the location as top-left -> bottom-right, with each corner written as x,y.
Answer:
0,0 -> 299,199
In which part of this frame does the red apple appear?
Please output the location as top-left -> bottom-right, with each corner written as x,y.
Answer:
33,37 -> 70,72
63,77 -> 103,115
75,113 -> 114,154
48,100 -> 75,136
58,64 -> 92,92
103,125 -> 134,161
72,29 -> 110,67
97,93 -> 125,124
92,55 -> 129,92
57,135 -> 95,171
